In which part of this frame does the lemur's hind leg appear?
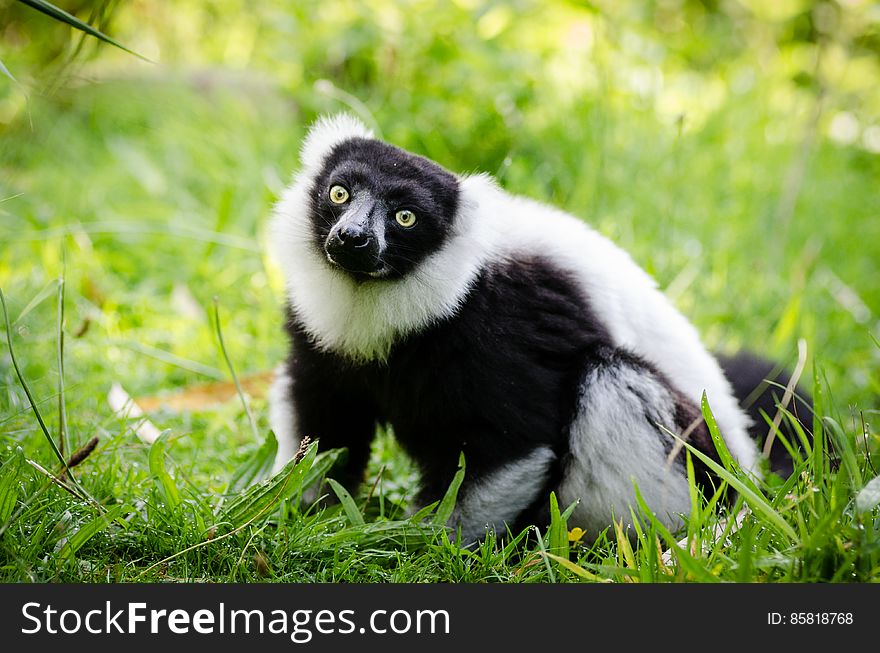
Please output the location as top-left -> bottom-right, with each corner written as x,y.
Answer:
558,347 -> 721,538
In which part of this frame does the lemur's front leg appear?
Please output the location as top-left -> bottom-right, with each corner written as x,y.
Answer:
269,335 -> 378,496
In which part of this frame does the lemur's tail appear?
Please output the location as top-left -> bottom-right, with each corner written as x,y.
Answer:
715,351 -> 813,478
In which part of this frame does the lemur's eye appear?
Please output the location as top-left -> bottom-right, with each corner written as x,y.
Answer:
395,209 -> 417,228
329,185 -> 349,204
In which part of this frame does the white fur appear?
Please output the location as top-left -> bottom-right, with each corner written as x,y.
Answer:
268,365 -> 299,475
558,362 -> 691,535
451,447 -> 556,543
300,113 -> 373,171
268,113 -> 760,483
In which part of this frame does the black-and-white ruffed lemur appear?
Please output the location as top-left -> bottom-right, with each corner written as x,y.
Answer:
267,114 -> 810,543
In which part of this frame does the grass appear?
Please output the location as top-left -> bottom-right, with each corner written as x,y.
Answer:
1,1 -> 879,583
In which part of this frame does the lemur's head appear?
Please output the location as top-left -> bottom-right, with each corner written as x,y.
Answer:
304,121 -> 459,280
269,113 -> 490,360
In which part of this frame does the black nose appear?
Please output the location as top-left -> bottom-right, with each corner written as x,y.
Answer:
335,227 -> 373,249
326,225 -> 381,275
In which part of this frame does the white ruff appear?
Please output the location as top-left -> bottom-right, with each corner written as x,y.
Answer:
269,113 -> 759,473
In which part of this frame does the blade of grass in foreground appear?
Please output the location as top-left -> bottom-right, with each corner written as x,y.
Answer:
148,431 -> 182,512
220,441 -> 318,528
431,452 -> 465,527
0,448 -> 25,524
540,552 -> 607,582
633,486 -> 719,582
670,429 -> 798,543
56,276 -> 70,458
532,527 -> 557,583
0,288 -> 98,508
823,417 -> 863,490
57,504 -> 126,567
0,57 -> 16,82
213,298 -> 261,444
12,278 -> 59,325
327,478 -> 365,527
139,443 -> 327,580
547,491 -> 568,558
17,0 -> 148,60
228,431 -> 278,494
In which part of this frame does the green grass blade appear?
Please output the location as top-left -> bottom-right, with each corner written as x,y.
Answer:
612,518 -> 638,570
2,288 -> 64,467
16,0 -> 148,61
540,552 -> 605,582
633,486 -> 718,582
220,441 -> 318,528
148,430 -> 182,512
671,432 -> 798,543
56,276 -> 69,458
0,448 -> 25,524
685,450 -> 700,542
327,478 -> 365,526
409,501 -> 440,523
625,506 -> 656,582
13,278 -> 59,325
701,391 -> 736,469
547,491 -> 568,557
299,448 -> 345,495
778,407 -> 811,462
560,498 -> 579,521
431,452 -> 465,526
824,417 -> 862,489
811,359 -> 827,488
702,392 -> 762,496
532,526 -> 557,583
0,288 -> 93,503
735,519 -> 755,582
111,340 -> 224,380
0,57 -> 16,82
228,431 -> 278,494
57,504 -> 125,566
212,298 -> 260,444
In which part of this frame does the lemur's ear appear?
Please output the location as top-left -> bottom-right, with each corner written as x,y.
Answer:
300,113 -> 374,170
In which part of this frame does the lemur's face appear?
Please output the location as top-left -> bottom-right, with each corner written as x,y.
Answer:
308,138 -> 460,280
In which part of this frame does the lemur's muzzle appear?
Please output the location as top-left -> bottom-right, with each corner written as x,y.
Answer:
324,197 -> 383,276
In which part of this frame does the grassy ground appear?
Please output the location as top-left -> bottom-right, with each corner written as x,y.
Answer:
1,1 -> 879,582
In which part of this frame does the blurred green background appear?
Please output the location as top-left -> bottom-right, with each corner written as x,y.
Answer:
1,0 -> 878,458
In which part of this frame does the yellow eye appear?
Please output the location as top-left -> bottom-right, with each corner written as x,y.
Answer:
329,185 -> 349,204
395,209 -> 417,228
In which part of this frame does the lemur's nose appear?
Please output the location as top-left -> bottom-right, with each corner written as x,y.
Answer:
336,227 -> 373,249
